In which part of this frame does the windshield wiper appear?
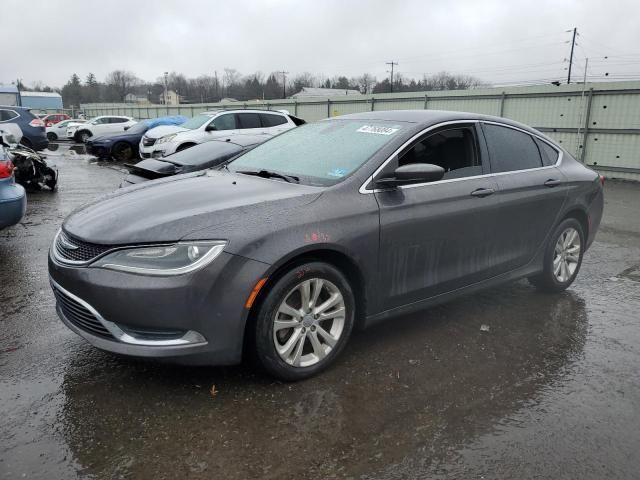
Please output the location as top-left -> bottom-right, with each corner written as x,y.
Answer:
236,169 -> 299,183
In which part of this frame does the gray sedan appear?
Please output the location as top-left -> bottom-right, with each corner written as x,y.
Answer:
48,110 -> 604,380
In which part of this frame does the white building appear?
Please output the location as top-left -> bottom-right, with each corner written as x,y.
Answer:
159,90 -> 181,105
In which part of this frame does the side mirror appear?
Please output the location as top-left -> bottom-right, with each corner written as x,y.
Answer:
206,124 -> 217,131
124,126 -> 130,131
376,163 -> 445,188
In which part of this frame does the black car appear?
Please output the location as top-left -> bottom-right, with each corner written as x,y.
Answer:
49,110 -> 604,381
120,134 -> 272,187
0,106 -> 48,150
86,116 -> 186,161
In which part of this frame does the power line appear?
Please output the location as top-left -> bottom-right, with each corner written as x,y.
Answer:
386,61 -> 398,92
278,70 -> 289,98
567,27 -> 578,84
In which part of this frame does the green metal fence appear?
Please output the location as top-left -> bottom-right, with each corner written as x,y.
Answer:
77,81 -> 640,181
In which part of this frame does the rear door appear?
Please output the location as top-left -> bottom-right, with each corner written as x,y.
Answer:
480,122 -> 568,273
236,112 -> 266,134
374,123 -> 502,311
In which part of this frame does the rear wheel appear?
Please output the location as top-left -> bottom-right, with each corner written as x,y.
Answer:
112,142 -> 133,162
47,132 -> 58,141
529,218 -> 584,293
254,262 -> 355,381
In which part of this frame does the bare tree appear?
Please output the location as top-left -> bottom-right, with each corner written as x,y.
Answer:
355,73 -> 376,94
105,70 -> 139,101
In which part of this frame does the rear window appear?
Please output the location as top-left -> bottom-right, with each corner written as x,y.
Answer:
483,124 -> 543,173
535,138 -> 560,166
165,141 -> 242,166
0,110 -> 18,121
260,113 -> 287,127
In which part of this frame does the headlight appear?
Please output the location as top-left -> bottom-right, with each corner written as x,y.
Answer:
156,134 -> 176,144
91,241 -> 226,275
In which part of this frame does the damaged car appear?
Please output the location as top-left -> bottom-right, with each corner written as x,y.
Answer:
49,110 -> 604,381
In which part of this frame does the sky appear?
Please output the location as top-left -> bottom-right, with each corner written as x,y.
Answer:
2,0 -> 640,88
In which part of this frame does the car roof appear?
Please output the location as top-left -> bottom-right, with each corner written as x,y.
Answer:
335,109 -> 542,136
202,109 -> 287,116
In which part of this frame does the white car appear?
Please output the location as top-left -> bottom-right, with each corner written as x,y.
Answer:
140,109 -> 303,158
46,119 -> 87,141
67,116 -> 137,143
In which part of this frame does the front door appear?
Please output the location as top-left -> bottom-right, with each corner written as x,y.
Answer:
374,123 -> 502,312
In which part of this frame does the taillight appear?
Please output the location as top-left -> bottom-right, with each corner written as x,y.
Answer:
599,175 -> 606,186
29,118 -> 45,127
0,160 -> 14,179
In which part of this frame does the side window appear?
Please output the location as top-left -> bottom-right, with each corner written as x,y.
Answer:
259,113 -> 287,127
211,114 -> 237,131
535,138 -> 560,166
0,110 -> 18,121
93,118 -> 107,125
396,126 -> 482,180
237,113 -> 261,129
483,124 -> 543,173
110,117 -> 127,124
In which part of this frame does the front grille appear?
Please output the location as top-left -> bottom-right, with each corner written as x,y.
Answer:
55,230 -> 113,263
52,284 -> 113,339
142,136 -> 156,147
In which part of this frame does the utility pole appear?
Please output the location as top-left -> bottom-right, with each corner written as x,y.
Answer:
163,71 -> 168,104
567,27 -> 577,84
386,61 -> 398,93
278,71 -> 289,98
15,78 -> 22,106
214,70 -> 219,100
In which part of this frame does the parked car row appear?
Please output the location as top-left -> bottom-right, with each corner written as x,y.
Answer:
86,116 -> 186,161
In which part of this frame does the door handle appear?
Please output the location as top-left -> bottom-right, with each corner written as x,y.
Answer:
470,188 -> 495,198
544,179 -> 562,187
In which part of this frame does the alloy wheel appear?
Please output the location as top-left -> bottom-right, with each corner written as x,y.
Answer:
553,227 -> 581,283
273,278 -> 346,367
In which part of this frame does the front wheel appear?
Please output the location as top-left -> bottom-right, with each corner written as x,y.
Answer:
529,218 -> 585,293
76,130 -> 91,143
112,142 -> 133,161
254,262 -> 355,381
47,132 -> 57,141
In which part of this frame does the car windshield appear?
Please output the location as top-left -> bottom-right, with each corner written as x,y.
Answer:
180,114 -> 215,130
126,122 -> 149,134
227,120 -> 404,186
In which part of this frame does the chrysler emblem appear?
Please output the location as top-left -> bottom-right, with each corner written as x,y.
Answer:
59,236 -> 79,250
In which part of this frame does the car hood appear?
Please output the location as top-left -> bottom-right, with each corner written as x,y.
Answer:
145,125 -> 187,139
91,132 -> 141,144
63,170 -> 323,245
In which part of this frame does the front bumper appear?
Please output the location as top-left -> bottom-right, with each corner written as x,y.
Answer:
48,249 -> 270,364
86,142 -> 112,158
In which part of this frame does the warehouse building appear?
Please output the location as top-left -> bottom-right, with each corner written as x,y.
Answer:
19,91 -> 63,110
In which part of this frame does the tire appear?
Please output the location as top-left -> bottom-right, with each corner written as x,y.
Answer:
47,132 -> 58,141
43,167 -> 57,191
529,218 -> 585,293
112,142 -> 133,162
176,143 -> 195,152
254,261 -> 355,381
76,130 -> 91,143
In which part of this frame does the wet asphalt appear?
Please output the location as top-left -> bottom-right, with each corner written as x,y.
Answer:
1,144 -> 639,479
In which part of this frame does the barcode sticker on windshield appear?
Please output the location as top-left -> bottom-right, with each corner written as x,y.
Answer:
357,125 -> 400,135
